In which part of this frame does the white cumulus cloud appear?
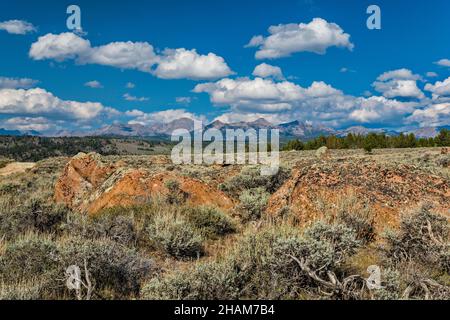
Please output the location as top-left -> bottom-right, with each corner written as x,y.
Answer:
252,63 -> 284,80
153,48 -> 233,80
30,33 -> 91,61
193,72 -> 425,128
246,18 -> 354,59
435,59 -> 450,67
29,33 -> 233,80
0,20 -> 36,35
425,77 -> 450,99
372,69 -> 424,99
0,87 -> 117,120
407,102 -> 450,127
0,77 -> 38,89
123,93 -> 149,102
193,76 -> 347,114
84,80 -> 103,89
1,116 -> 57,132
86,41 -> 158,72
349,96 -> 418,123
376,68 -> 421,81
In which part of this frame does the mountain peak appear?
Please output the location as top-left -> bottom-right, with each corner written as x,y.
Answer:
248,118 -> 273,127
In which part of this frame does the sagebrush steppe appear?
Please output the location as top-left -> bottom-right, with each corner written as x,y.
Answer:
0,148 -> 448,300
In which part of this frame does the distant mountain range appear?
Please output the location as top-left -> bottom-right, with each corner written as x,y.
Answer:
1,118 -> 447,140
0,128 -> 40,136
406,126 -> 450,139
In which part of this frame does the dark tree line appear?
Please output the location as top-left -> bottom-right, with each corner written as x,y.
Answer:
282,129 -> 450,152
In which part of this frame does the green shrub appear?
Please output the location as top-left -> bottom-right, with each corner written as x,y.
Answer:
146,213 -> 204,259
383,204 -> 448,271
141,221 -> 361,300
164,180 -> 188,205
229,222 -> 360,299
57,237 -> 153,298
62,208 -> 138,247
0,197 -> 69,239
227,226 -> 307,299
336,207 -> 375,245
141,260 -> 239,300
237,187 -> 270,222
373,269 -> 402,300
329,193 -> 376,244
219,166 -> 290,196
183,206 -> 236,238
0,233 -> 59,284
0,233 -> 153,299
301,221 -> 361,270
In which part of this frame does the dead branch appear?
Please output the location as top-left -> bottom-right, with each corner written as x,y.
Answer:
289,254 -> 365,299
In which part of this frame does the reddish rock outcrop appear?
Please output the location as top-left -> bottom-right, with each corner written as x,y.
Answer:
266,160 -> 450,228
55,153 -> 233,215
54,153 -> 116,209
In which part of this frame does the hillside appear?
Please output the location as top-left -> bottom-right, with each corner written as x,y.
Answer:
0,136 -> 172,162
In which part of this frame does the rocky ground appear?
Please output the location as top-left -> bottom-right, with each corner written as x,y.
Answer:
52,148 -> 449,230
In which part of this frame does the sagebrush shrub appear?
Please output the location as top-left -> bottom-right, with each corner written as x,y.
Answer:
164,179 -> 188,205
57,237 -> 153,298
0,233 -> 153,299
334,195 -> 376,244
302,221 -> 361,269
141,260 -> 239,300
384,204 -> 448,271
237,187 -> 270,222
0,197 -> 69,239
229,222 -> 360,298
0,233 -> 59,283
183,206 -> 236,238
146,213 -> 204,259
219,166 -> 290,196
62,208 -> 138,247
373,268 -> 402,300
141,221 -> 361,300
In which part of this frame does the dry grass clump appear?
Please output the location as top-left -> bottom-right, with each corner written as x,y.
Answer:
313,190 -> 376,244
0,158 -> 12,169
0,278 -> 45,300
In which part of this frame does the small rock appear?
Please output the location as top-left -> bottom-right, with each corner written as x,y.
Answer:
315,146 -> 329,159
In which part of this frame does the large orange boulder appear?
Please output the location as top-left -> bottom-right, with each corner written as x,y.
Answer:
54,153 -> 116,209
55,153 -> 233,215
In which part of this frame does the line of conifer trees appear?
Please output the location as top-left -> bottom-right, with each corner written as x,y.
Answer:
282,129 -> 450,152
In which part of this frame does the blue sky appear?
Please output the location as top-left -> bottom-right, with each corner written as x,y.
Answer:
0,0 -> 449,134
